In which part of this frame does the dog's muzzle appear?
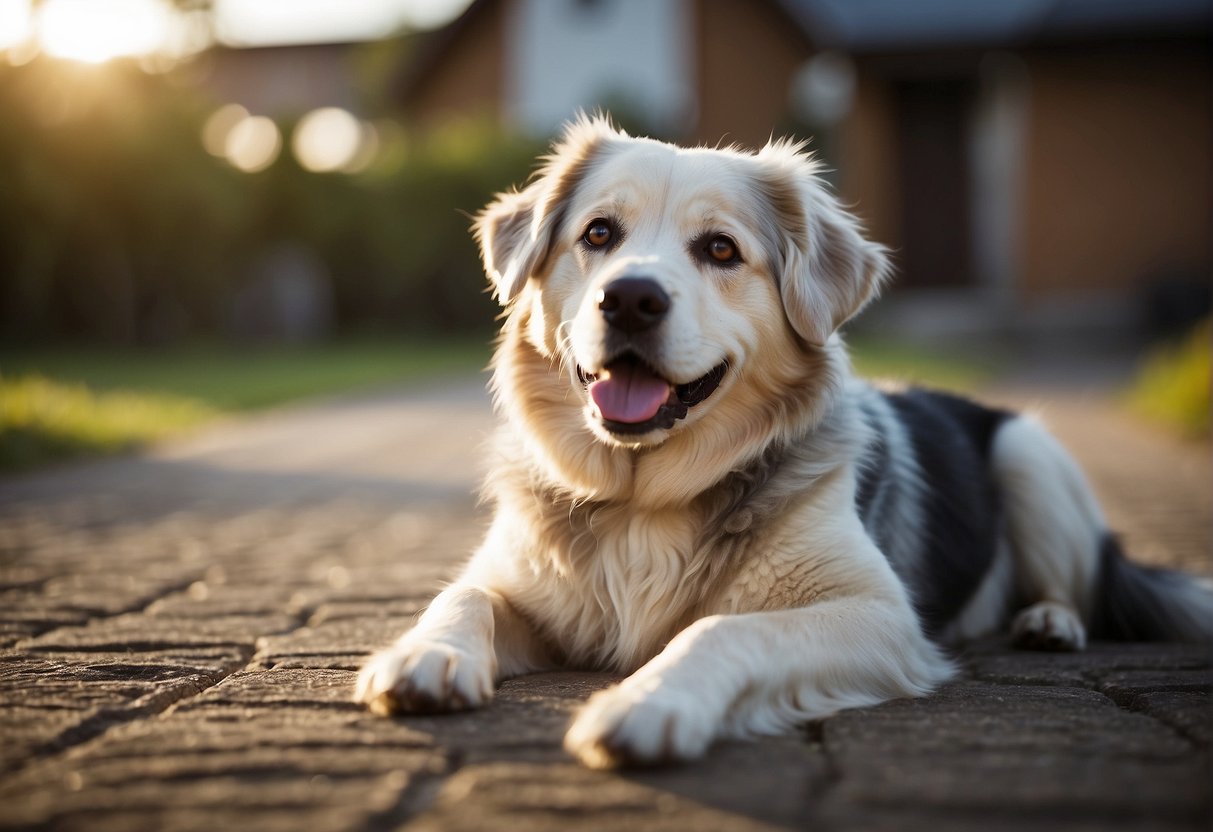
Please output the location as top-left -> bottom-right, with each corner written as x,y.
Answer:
578,353 -> 728,435
579,276 -> 726,434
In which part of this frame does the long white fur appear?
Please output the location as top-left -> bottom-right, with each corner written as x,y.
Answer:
354,117 -> 1119,767
991,415 -> 1105,649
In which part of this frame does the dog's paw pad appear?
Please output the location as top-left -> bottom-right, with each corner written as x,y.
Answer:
563,686 -> 715,769
354,640 -> 494,716
1011,601 -> 1087,651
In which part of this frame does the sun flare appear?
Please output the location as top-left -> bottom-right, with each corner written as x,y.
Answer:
39,0 -> 170,64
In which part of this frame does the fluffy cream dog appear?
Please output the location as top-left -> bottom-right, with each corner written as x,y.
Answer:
355,116 -> 1212,768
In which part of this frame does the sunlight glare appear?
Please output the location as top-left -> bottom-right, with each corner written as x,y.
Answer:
40,0 -> 169,64
225,115 -> 281,173
293,107 -> 367,173
203,103 -> 251,157
0,0 -> 33,52
213,0 -> 474,46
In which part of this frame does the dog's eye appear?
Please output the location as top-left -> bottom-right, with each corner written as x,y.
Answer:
583,220 -> 613,248
706,235 -> 739,264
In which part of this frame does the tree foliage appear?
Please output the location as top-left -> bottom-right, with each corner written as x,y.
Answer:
0,57 -> 542,344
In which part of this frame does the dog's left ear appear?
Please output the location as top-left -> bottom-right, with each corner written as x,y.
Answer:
474,115 -> 617,305
759,145 -> 891,346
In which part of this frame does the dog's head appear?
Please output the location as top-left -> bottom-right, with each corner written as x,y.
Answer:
475,116 -> 889,452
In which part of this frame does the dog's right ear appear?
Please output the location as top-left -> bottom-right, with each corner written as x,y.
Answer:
475,185 -> 546,306
474,114 -> 618,306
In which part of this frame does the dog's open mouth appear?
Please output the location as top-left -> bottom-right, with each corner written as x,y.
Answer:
577,353 -> 728,434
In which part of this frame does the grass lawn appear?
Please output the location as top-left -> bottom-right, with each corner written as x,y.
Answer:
0,336 -> 992,474
846,336 -> 995,391
0,339 -> 489,472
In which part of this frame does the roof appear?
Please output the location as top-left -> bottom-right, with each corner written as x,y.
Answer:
780,0 -> 1212,52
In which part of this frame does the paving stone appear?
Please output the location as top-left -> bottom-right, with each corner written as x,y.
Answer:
18,611 -> 299,653
0,655 -> 237,711
0,663 -> 243,775
1126,691 -> 1213,745
624,736 -> 832,829
166,667 -> 355,710
3,768 -> 418,831
308,597 -> 428,624
810,807 -> 1203,832
817,682 -> 1209,822
137,703 -> 443,752
341,672 -> 621,758
1095,669 -> 1213,708
254,616 -> 420,670
823,682 -> 1195,758
819,751 -> 1209,823
0,706 -> 92,775
963,641 -> 1213,688
408,761 -> 785,832
145,584 -> 306,618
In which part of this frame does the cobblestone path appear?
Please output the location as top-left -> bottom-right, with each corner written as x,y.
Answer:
1,375 -> 1209,831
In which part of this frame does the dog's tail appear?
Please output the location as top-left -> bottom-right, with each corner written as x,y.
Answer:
1089,535 -> 1213,642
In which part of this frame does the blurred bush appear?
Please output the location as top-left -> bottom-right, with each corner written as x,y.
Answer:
1127,319 -> 1211,440
0,57 -> 542,346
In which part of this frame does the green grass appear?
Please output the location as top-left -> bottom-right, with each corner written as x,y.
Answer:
1126,321 -> 1210,440
847,336 -> 995,391
0,339 -> 489,472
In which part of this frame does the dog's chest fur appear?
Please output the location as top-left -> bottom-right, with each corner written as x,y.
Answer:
481,421 -> 865,674
533,501 -> 710,671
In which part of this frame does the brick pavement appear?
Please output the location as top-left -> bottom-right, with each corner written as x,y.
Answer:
0,373 -> 1209,831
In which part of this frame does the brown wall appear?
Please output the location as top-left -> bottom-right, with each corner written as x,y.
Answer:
691,0 -> 812,149
839,41 -> 1211,305
1019,42 -> 1211,303
839,72 -> 902,252
405,0 -> 505,127
203,44 -> 361,116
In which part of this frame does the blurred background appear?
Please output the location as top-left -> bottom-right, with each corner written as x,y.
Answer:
0,0 -> 1209,469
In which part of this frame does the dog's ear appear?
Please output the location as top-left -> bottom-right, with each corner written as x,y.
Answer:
474,115 -> 618,305
758,143 -> 891,346
475,185 -> 547,306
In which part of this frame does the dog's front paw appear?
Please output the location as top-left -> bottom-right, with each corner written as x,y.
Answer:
564,683 -> 718,769
354,639 -> 495,716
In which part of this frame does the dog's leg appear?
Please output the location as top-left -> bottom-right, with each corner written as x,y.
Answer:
564,580 -> 953,768
991,416 -> 1104,651
354,583 -> 548,715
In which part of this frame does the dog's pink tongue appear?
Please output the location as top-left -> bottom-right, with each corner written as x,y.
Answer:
589,362 -> 671,423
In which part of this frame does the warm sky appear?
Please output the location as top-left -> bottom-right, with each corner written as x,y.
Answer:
212,0 -> 475,46
0,0 -> 475,61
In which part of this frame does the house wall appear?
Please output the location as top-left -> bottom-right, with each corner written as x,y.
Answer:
839,40 -> 1211,314
506,0 -> 693,136
201,44 -> 361,116
839,72 -> 902,252
1018,42 -> 1211,305
692,0 -> 813,148
402,0 -> 812,146
404,0 -> 506,125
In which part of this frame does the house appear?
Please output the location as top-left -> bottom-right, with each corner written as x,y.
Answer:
193,41 -> 367,117
395,0 -> 1211,338
396,0 -> 813,150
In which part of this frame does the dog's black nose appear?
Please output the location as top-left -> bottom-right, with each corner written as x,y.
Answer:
598,277 -> 670,332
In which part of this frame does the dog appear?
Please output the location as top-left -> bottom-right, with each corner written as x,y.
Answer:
355,116 -> 1213,768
